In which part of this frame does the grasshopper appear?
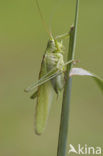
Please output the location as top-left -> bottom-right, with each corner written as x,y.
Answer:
25,0 -> 74,135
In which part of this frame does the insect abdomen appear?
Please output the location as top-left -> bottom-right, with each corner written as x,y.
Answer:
51,73 -> 65,93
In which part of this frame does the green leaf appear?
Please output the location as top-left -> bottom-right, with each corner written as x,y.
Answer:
70,68 -> 103,92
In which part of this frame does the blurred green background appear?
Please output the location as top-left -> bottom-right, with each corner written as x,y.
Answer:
0,0 -> 103,155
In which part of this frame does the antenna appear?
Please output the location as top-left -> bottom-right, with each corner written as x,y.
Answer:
35,0 -> 52,38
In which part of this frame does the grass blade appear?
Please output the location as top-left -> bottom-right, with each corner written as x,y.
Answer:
70,67 -> 103,92
57,0 -> 79,156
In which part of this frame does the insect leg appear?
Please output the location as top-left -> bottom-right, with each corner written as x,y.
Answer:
24,68 -> 58,92
55,32 -> 70,40
64,59 -> 79,67
24,60 -> 74,92
30,91 -> 38,99
25,70 -> 61,92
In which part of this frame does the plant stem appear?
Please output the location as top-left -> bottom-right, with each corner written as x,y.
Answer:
57,0 -> 79,156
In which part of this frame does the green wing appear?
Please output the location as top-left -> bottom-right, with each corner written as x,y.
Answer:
35,55 -> 54,135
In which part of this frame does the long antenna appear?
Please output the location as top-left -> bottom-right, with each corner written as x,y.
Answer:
35,0 -> 52,38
